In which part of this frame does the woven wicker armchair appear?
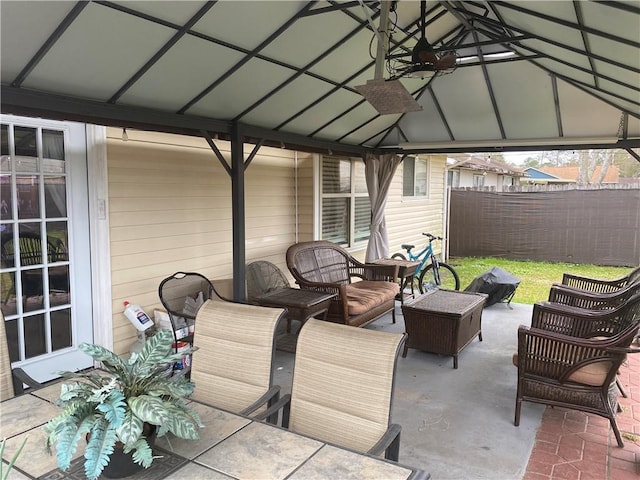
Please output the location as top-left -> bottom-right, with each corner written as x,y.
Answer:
514,322 -> 640,447
560,266 -> 640,293
548,278 -> 640,310
286,241 -> 399,327
530,292 -> 640,339
256,319 -> 407,461
190,299 -> 285,423
246,260 -> 290,300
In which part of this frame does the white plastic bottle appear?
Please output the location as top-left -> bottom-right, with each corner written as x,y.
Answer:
123,301 -> 154,332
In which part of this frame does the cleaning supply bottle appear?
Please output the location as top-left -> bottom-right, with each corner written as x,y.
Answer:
123,301 -> 153,332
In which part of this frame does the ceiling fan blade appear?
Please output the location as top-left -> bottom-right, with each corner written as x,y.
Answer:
435,54 -> 457,70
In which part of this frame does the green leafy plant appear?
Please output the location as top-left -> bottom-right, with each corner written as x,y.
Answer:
44,329 -> 203,480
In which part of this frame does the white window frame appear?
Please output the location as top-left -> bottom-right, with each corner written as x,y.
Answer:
319,155 -> 370,248
447,169 -> 460,188
403,156 -> 429,198
473,174 -> 485,187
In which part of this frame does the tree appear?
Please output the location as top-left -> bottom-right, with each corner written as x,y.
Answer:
577,149 -> 612,185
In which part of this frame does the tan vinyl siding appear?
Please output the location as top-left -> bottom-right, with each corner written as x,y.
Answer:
106,128 -> 300,355
105,130 -> 445,355
386,155 -> 447,258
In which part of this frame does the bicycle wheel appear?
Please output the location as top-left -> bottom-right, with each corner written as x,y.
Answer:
391,253 -> 407,261
419,263 -> 461,292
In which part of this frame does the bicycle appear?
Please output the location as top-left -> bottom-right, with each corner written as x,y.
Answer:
391,233 -> 460,293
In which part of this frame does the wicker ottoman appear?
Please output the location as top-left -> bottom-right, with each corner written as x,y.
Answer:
401,289 -> 487,368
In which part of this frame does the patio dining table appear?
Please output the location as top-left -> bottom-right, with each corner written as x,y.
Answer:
0,382 -> 429,480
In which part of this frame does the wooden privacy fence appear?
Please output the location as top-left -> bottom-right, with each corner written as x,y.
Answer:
448,188 -> 640,267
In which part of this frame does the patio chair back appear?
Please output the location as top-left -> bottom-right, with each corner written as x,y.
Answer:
287,241 -> 352,284
287,319 -> 406,458
549,277 -> 640,310
561,266 -> 640,293
532,292 -> 640,339
158,271 -> 223,319
190,299 -> 285,415
245,260 -> 290,302
158,271 -> 230,345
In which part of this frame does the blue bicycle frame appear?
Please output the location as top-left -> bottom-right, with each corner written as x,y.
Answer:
392,233 -> 460,292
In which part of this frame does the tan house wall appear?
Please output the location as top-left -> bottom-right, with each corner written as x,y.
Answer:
386,155 -> 448,258
105,129 -> 446,354
106,128 -> 307,355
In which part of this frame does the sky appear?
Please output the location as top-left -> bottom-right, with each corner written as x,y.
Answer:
503,151 -> 539,165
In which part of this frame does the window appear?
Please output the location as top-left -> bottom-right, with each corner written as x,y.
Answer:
321,156 -> 370,246
403,156 -> 428,197
473,174 -> 485,187
503,175 -> 515,186
447,170 -> 460,187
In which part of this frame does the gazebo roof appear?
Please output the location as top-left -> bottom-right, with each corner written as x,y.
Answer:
1,1 -> 639,156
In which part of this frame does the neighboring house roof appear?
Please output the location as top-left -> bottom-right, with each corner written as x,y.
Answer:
448,156 -> 525,177
537,165 -> 620,183
522,167 -> 566,182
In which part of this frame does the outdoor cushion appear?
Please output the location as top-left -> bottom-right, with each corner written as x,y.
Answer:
512,352 -> 612,386
345,281 -> 399,315
566,360 -> 613,386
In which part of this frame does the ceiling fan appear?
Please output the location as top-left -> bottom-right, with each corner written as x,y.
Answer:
391,0 -> 458,78
355,0 -> 458,115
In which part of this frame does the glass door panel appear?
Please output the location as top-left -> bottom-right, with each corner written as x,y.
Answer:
0,117 -> 92,382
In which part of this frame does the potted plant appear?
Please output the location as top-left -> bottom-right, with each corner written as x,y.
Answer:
44,329 -> 203,480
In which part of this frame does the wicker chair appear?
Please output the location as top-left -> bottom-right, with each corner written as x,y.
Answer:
535,291 -> 640,399
245,260 -> 295,332
246,260 -> 290,301
256,319 -> 407,461
0,311 -> 42,400
286,241 -> 399,327
560,266 -> 640,293
189,299 -> 285,423
514,321 -> 640,447
548,278 -> 640,310
530,292 -> 640,339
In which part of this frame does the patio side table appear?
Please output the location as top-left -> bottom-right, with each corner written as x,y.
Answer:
253,288 -> 337,352
401,289 -> 487,369
372,258 -> 421,306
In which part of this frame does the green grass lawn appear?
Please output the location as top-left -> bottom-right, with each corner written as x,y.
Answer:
446,257 -> 632,304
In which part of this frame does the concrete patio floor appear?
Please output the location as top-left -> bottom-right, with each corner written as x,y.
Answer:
273,301 -> 640,480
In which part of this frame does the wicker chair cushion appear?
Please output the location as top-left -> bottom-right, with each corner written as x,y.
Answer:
289,319 -> 404,454
190,299 -> 284,413
512,350 -> 611,386
345,281 -> 399,315
566,360 -> 613,386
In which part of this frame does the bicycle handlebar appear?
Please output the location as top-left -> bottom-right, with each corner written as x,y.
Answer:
422,232 -> 442,241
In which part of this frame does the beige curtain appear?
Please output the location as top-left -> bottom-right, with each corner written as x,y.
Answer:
364,153 -> 403,262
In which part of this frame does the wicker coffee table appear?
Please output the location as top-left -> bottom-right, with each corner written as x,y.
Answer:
401,289 -> 487,369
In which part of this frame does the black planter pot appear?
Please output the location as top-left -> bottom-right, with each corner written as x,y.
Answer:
94,424 -> 157,479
